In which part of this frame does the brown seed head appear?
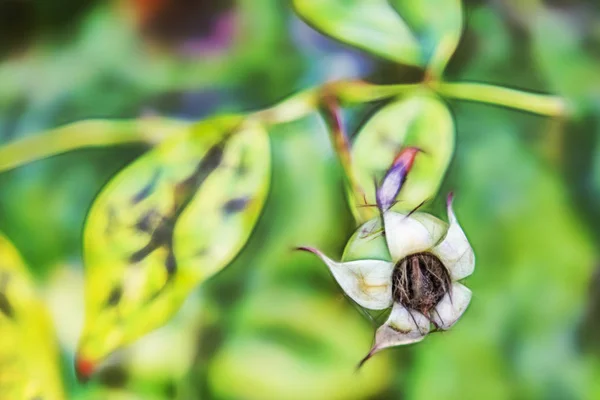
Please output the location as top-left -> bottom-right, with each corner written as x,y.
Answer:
392,252 -> 451,316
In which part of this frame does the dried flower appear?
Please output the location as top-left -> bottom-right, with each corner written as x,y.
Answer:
298,148 -> 474,365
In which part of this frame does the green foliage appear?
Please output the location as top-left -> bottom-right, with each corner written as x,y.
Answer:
293,0 -> 462,69
0,233 -> 65,400
531,7 -> 600,114
352,92 -> 454,211
293,0 -> 421,65
0,0 -> 598,398
78,116 -> 271,365
390,0 -> 462,68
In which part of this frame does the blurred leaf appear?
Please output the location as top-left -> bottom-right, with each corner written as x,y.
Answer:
407,109 -> 600,399
208,289 -> 390,400
78,115 -> 271,368
391,0 -> 463,70
0,232 -> 65,400
531,7 -> 600,113
292,0 -> 422,66
292,0 -> 462,68
351,92 -> 455,211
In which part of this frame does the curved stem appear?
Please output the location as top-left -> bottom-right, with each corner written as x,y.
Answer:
0,118 -> 188,172
252,81 -> 419,126
0,79 -> 566,174
433,81 -> 567,117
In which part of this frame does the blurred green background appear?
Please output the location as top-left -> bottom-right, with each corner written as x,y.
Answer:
1,0 -> 600,399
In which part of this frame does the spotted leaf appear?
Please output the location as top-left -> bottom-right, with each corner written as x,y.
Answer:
77,115 -> 271,375
351,93 -> 455,211
0,232 -> 65,400
174,121 -> 270,281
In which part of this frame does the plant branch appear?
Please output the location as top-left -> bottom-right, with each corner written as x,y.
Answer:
252,81 -> 420,125
433,81 -> 568,117
319,92 -> 373,223
0,79 -> 566,174
0,118 -> 188,173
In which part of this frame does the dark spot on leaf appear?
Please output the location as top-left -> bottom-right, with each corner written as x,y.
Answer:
174,142 -> 225,211
135,209 -> 159,233
0,272 -> 14,319
195,248 -> 208,258
129,241 -> 159,264
165,249 -> 177,276
97,364 -> 129,388
105,205 -> 118,236
0,292 -> 14,319
128,136 -> 233,282
106,286 -> 123,307
234,148 -> 249,177
222,196 -> 251,215
131,169 -> 161,204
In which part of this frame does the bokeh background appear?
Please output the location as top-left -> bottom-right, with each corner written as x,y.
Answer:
1,0 -> 600,399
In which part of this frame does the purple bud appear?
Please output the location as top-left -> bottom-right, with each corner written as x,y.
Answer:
376,147 -> 421,212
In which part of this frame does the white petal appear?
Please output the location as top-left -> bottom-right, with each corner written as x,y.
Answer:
360,303 -> 430,366
431,195 -> 475,280
431,282 -> 472,330
297,247 -> 393,310
383,211 -> 446,262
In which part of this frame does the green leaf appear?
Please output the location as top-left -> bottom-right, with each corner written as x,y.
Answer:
391,0 -> 463,70
208,289 -> 392,400
174,121 -> 271,281
77,116 -> 271,368
530,7 -> 600,113
0,233 -> 65,400
351,92 -> 455,211
293,0 -> 422,66
292,0 -> 462,68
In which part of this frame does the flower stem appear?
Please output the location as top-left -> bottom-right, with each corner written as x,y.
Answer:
432,81 -> 568,117
0,118 -> 188,173
252,81 -> 419,126
0,79 -> 566,174
319,92 -> 373,222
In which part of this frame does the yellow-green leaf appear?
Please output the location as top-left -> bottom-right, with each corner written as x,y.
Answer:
208,289 -> 391,400
351,92 -> 454,211
174,122 -> 270,280
78,115 -> 271,371
292,0 -> 462,69
0,233 -> 65,400
292,0 -> 422,66
391,0 -> 463,71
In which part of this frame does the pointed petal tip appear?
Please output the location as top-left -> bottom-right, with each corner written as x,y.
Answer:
391,146 -> 422,167
294,246 -> 320,256
446,192 -> 458,223
447,191 -> 454,206
295,246 -> 333,265
356,346 -> 380,370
